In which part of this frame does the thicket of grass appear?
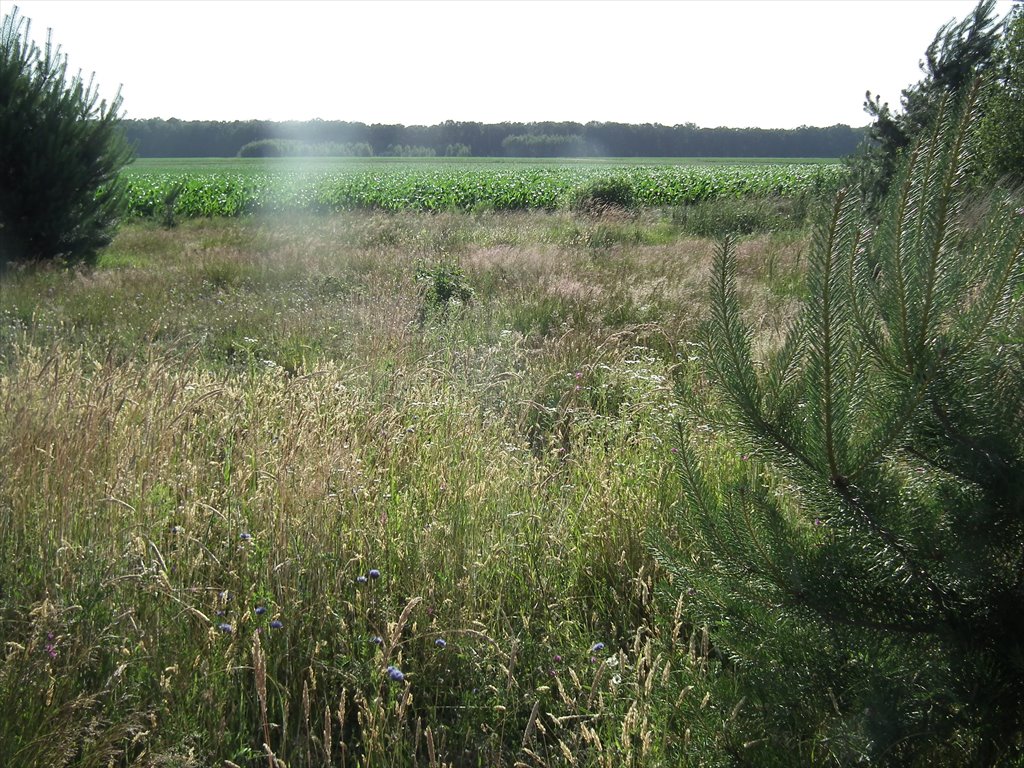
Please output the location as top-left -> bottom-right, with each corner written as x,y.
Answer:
0,207 -> 810,766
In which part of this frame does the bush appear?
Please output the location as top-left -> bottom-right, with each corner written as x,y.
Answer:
236,139 -> 373,158
569,175 -> 636,214
660,83 -> 1024,764
414,259 -> 474,322
0,6 -> 133,267
671,195 -> 811,238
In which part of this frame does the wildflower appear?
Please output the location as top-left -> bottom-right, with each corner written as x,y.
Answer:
370,636 -> 383,645
368,569 -> 381,580
813,518 -> 824,527
240,532 -> 252,541
590,642 -> 605,653
269,620 -> 283,630
553,654 -> 563,664
356,575 -> 368,585
386,665 -> 405,682
218,623 -> 233,633
254,606 -> 267,615
435,638 -> 447,649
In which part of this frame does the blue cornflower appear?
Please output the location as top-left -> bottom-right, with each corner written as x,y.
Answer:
269,620 -> 283,629
217,623 -> 233,633
590,642 -> 605,653
240,532 -> 252,541
386,665 -> 405,682
254,606 -> 267,615
435,638 -> 446,649
368,569 -> 381,580
370,636 -> 384,645
356,575 -> 368,584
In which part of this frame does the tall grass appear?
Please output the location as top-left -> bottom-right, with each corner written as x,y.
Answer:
0,208 -> 808,766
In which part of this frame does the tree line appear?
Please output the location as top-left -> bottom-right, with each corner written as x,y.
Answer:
121,118 -> 867,159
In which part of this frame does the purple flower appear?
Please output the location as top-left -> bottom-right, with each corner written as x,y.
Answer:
553,654 -> 563,663
217,623 -> 233,633
386,665 -> 405,682
239,532 -> 252,541
370,635 -> 383,645
269,620 -> 283,630
356,575 -> 368,584
254,606 -> 267,615
434,638 -> 446,649
590,642 -> 605,653
368,569 -> 381,580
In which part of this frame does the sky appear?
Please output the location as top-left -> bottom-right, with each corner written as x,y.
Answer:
4,0 -> 1017,129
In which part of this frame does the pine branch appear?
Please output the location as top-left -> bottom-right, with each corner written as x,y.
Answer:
803,189 -> 863,482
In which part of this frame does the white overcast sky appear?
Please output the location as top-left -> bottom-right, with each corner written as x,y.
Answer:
4,1 -> 1016,128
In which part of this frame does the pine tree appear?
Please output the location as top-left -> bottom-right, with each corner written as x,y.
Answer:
0,6 -> 133,268
852,0 -> 1001,209
979,4 -> 1024,183
661,81 -> 1024,764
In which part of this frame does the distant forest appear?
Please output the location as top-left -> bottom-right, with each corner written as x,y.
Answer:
122,119 -> 868,159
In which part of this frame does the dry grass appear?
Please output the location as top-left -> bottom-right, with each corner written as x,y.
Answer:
0,208 -> 809,766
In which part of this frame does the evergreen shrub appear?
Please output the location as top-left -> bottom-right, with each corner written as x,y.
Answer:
569,176 -> 636,214
0,6 -> 132,267
660,82 -> 1024,764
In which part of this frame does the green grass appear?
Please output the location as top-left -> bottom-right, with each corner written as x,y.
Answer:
0,209 -> 810,767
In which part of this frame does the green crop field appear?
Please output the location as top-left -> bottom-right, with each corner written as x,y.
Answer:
122,158 -> 847,219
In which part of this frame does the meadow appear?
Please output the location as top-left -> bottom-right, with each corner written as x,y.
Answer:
0,194 -> 811,766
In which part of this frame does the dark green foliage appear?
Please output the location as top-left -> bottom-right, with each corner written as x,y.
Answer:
502,133 -> 594,158
661,85 -> 1024,763
979,6 -> 1024,183
237,138 -> 373,157
570,176 -> 636,214
671,195 -> 811,238
852,0 -> 1000,208
0,6 -> 133,267
123,117 -> 867,159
